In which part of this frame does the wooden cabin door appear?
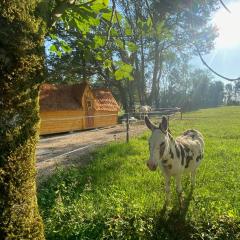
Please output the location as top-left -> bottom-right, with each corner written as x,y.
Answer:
85,98 -> 94,128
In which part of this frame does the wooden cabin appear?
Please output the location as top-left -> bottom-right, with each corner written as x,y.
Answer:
39,82 -> 120,135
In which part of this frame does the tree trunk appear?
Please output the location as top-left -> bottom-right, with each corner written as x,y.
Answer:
115,81 -> 129,111
155,56 -> 163,108
140,35 -> 147,104
0,1 -> 45,239
127,80 -> 135,109
134,53 -> 144,105
150,41 -> 160,107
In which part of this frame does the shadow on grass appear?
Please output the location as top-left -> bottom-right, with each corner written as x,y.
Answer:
151,187 -> 240,240
151,188 -> 195,240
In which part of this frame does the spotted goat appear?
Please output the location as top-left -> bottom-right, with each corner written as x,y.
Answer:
145,116 -> 204,202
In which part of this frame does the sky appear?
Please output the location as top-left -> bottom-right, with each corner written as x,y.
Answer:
192,0 -> 240,82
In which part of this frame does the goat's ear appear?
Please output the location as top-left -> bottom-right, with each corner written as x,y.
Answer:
160,116 -> 168,133
145,116 -> 155,131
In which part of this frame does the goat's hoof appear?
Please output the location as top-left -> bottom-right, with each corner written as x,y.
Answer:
177,192 -> 184,207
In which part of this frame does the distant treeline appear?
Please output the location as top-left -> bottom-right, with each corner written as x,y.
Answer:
156,68 -> 240,111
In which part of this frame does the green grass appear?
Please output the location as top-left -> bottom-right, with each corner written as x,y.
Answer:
38,106 -> 240,239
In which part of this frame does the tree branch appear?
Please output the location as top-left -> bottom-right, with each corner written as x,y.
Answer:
187,1 -> 238,81
114,5 -> 126,49
103,0 -> 116,48
219,0 -> 231,13
195,46 -> 240,82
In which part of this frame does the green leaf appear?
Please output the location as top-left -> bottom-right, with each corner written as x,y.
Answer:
137,18 -> 144,29
49,45 -> 57,53
114,61 -> 133,81
74,18 -> 90,33
103,59 -> 112,69
125,26 -> 132,36
88,16 -> 100,26
95,52 -> 103,61
102,12 -> 112,21
49,45 -> 62,57
91,1 -> 107,13
115,39 -> 124,50
127,42 -> 138,52
49,33 -> 58,40
56,51 -> 62,57
94,35 -> 106,48
147,16 -> 152,27
110,28 -> 118,36
60,41 -> 72,53
115,12 -> 122,21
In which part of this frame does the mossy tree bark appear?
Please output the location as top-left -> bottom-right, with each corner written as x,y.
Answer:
0,1 -> 46,239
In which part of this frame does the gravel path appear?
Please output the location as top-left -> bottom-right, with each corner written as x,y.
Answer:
36,122 -> 147,181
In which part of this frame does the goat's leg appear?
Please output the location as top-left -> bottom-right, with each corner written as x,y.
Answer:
165,174 -> 171,204
175,174 -> 183,195
191,169 -> 196,187
175,174 -> 184,207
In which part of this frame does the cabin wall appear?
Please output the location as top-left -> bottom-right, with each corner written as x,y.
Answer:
93,111 -> 118,128
40,110 -> 118,135
40,110 -> 85,135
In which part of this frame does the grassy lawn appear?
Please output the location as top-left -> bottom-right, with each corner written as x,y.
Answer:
38,106 -> 240,240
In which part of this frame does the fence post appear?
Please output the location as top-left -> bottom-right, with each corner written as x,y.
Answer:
126,113 -> 129,143
180,109 -> 183,120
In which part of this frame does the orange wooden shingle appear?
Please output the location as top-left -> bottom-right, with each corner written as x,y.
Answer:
40,83 -> 88,111
92,89 -> 120,112
39,83 -> 119,112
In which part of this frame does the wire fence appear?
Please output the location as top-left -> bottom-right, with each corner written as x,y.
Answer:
122,107 -> 182,143
38,107 -> 182,162
41,113 -> 119,122
40,107 -> 182,139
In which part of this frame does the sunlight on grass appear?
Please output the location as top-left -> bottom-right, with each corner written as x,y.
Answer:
38,106 -> 240,239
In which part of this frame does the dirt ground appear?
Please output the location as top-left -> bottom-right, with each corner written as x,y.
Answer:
36,122 -> 147,181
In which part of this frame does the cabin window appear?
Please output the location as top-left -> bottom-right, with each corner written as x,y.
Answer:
87,100 -> 92,109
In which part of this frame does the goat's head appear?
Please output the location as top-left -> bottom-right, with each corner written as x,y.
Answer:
145,116 -> 169,171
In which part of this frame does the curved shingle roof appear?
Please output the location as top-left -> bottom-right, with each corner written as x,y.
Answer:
92,89 -> 120,112
40,82 -> 88,111
40,83 -> 119,112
